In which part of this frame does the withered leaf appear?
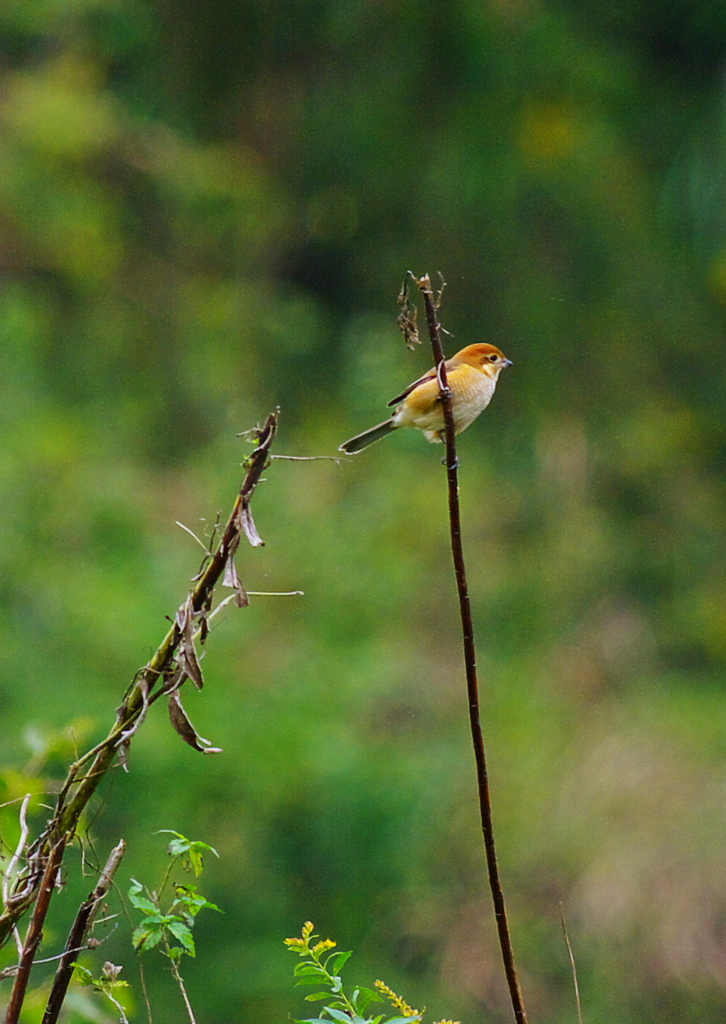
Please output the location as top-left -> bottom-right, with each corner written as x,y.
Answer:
117,738 -> 131,772
179,644 -> 204,691
175,594 -> 194,634
223,555 -> 250,608
397,277 -> 420,351
239,503 -> 264,547
174,595 -> 204,689
168,691 -> 223,755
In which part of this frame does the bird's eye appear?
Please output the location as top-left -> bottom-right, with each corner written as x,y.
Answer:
488,353 -> 498,362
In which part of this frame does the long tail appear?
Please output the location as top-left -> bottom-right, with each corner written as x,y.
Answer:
339,418 -> 398,454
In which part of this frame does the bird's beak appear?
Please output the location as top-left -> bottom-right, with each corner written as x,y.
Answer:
504,359 -> 513,367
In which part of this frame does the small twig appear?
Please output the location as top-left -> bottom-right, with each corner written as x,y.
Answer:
270,454 -> 343,463
42,840 -> 126,1024
175,521 -> 212,554
209,591 -> 303,616
559,903 -> 583,1024
166,941 -> 197,1024
104,987 -> 130,1024
2,794 -> 32,957
5,837 -> 66,1024
0,797 -> 33,811
413,273 -> 527,1024
245,590 -> 304,596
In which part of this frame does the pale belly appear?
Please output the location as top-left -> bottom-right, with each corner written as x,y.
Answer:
392,370 -> 497,442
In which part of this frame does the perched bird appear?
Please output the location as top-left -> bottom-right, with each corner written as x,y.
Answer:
339,343 -> 512,454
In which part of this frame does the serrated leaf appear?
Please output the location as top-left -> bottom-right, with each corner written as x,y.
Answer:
167,920 -> 195,954
128,879 -> 159,914
188,847 -> 205,875
129,894 -> 159,914
133,923 -> 164,951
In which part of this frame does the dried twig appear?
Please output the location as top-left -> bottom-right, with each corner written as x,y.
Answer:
559,903 -> 583,1024
5,837 -> 67,1024
42,840 -> 126,1024
270,454 -> 343,462
2,794 -> 32,957
412,274 -> 527,1024
0,414 -> 278,950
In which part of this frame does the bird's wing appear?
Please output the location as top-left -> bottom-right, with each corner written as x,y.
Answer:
387,367 -> 437,407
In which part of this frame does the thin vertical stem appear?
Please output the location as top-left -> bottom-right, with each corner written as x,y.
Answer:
42,840 -> 126,1024
5,838 -> 67,1024
414,274 -> 527,1024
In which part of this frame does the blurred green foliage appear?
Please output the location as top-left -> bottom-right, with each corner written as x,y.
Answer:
2,1 -> 726,1022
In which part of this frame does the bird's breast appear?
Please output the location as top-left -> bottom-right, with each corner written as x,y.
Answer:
394,364 -> 497,434
447,365 -> 497,431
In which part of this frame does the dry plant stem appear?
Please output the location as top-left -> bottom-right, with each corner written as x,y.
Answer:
559,904 -> 583,1024
5,838 -> 67,1024
0,414 -> 278,950
168,952 -> 197,1024
41,839 -> 127,1024
415,274 -> 527,1024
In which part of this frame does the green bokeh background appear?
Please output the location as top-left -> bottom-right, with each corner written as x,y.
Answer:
2,1 -> 726,1021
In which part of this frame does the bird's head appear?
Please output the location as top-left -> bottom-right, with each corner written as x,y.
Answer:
455,343 -> 513,376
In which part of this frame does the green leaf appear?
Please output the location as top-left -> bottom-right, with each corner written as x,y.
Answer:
156,830 -> 190,858
303,993 -> 333,1002
128,879 -> 158,914
188,847 -> 204,875
327,951 -> 352,975
167,919 -> 196,954
133,912 -> 166,931
294,962 -> 324,977
156,832 -> 219,875
132,896 -> 160,915
325,1008 -> 357,1023
74,965 -> 94,986
351,987 -> 382,1013
133,921 -> 164,951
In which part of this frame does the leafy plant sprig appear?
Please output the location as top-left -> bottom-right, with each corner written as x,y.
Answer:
285,922 -> 457,1024
130,831 -> 221,1024
74,962 -> 131,1024
130,833 -> 220,958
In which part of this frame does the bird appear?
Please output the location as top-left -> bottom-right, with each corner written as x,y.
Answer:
339,343 -> 512,454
